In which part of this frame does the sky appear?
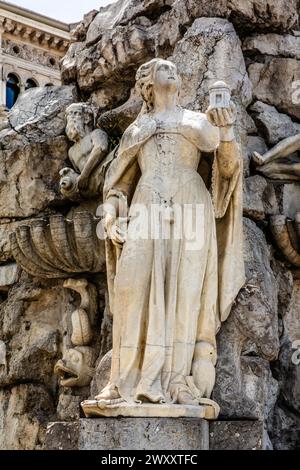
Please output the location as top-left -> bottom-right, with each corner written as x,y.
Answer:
2,0 -> 118,23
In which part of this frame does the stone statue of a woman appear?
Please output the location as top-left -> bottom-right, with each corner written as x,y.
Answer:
82,58 -> 245,418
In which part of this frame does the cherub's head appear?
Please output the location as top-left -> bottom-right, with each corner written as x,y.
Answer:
65,103 -> 94,142
136,58 -> 181,114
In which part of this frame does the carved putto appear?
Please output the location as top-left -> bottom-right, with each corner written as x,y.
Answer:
60,103 -> 111,200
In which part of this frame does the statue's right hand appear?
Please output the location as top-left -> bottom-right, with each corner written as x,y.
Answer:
104,213 -> 127,248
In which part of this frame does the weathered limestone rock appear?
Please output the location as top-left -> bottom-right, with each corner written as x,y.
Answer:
78,418 -> 209,450
213,218 -> 280,419
0,278 -> 75,389
90,349 -> 112,398
70,10 -> 98,43
269,280 -> 300,449
56,391 -> 83,422
86,0 -> 175,44
0,384 -> 54,450
0,263 -> 20,291
170,18 -> 252,111
243,34 -> 300,60
228,0 -> 298,32
248,59 -> 300,120
44,422 -> 79,451
92,17 -> 254,139
0,137 -> 69,218
243,175 -> 279,220
210,421 -> 272,450
7,85 -> 77,143
250,101 -> 300,145
282,184 -> 300,219
0,86 -> 78,218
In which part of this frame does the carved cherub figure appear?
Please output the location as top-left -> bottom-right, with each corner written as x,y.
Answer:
60,103 -> 109,198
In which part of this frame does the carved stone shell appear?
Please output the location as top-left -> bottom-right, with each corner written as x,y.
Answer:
10,211 -> 105,278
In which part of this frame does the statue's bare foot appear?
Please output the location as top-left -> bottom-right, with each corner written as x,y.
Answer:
177,390 -> 199,406
252,151 -> 265,166
95,385 -> 121,402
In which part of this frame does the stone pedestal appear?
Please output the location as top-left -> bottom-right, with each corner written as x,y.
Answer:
44,419 -> 270,450
44,418 -> 209,450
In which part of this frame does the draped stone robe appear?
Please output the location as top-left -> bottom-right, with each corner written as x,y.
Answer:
102,108 -> 245,404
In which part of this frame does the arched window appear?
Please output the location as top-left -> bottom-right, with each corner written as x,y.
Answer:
6,73 -> 20,109
25,78 -> 38,90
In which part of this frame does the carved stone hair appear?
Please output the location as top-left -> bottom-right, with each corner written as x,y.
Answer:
65,103 -> 95,129
135,58 -> 180,115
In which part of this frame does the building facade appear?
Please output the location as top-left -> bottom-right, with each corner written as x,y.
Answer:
0,1 -> 71,112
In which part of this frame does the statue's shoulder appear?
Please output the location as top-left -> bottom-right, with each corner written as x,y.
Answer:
182,108 -> 209,127
92,127 -> 108,137
181,108 -> 220,152
91,128 -> 109,150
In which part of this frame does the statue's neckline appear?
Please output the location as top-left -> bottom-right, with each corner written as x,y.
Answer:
150,106 -> 184,130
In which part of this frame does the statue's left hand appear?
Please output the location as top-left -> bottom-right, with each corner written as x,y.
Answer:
206,101 -> 237,128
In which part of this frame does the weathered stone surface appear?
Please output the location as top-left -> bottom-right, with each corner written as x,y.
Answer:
86,0 -> 175,44
78,418 -> 209,450
228,0 -> 298,32
170,18 -> 252,111
7,85 -> 77,142
243,175 -> 279,220
70,10 -> 98,43
269,280 -> 300,449
243,34 -> 300,60
0,384 -> 54,450
0,263 -> 20,290
62,19 -> 155,103
250,101 -> 300,145
0,137 -> 68,218
90,349 -> 111,398
0,86 -> 77,219
56,392 -> 83,422
210,421 -> 272,450
248,59 -> 300,120
214,218 -> 280,419
282,184 -> 300,219
0,278 -> 74,389
44,422 -> 79,450
269,405 -> 300,450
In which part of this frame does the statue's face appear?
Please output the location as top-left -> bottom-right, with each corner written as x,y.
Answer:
153,60 -> 179,94
66,107 -> 86,142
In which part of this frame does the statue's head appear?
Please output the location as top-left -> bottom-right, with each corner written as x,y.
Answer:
136,58 -> 181,113
65,103 -> 95,142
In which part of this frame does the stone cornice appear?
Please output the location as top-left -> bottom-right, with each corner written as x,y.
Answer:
0,1 -> 70,32
0,3 -> 71,54
0,15 -> 69,52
